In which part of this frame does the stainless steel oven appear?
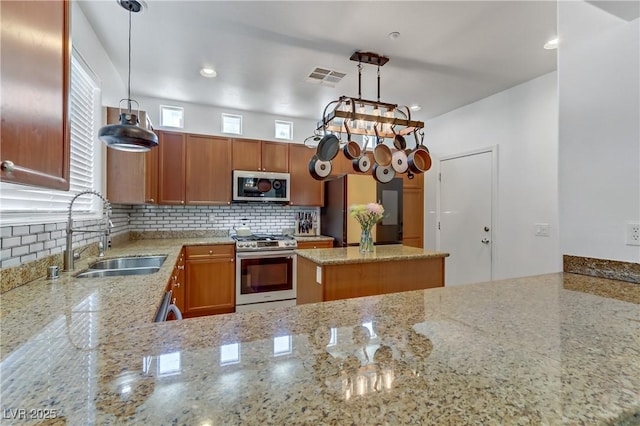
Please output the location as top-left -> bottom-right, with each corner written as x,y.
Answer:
234,234 -> 297,310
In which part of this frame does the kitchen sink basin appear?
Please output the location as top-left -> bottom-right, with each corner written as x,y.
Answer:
88,255 -> 167,270
75,266 -> 161,279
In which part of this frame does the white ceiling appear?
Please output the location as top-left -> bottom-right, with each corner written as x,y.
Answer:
79,1 -> 558,122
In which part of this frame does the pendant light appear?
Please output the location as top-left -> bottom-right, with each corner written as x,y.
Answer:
98,0 -> 158,152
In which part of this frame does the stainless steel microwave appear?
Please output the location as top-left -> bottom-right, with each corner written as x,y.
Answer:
232,170 -> 290,203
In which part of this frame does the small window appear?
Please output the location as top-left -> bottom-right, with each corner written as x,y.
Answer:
159,105 -> 184,128
275,120 -> 293,140
222,113 -> 243,135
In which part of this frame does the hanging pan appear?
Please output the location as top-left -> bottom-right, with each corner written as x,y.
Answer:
407,129 -> 432,174
391,124 -> 407,150
352,136 -> 372,173
315,134 -> 340,162
372,163 -> 396,184
391,149 -> 408,174
342,121 -> 361,160
309,154 -> 332,180
372,124 -> 392,167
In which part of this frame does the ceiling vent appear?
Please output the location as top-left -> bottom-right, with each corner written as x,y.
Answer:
306,67 -> 346,87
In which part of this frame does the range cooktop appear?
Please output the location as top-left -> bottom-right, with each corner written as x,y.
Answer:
232,234 -> 297,251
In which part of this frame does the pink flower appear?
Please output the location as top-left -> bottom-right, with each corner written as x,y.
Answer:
366,203 -> 384,215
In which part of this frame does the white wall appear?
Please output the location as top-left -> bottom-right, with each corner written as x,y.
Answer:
558,2 -> 640,262
134,95 -> 319,143
425,72 -> 561,280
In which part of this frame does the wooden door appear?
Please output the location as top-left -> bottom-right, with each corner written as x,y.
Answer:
157,131 -> 186,204
288,144 -> 323,206
0,0 -> 71,190
185,134 -> 232,205
232,139 -> 261,171
402,173 -> 423,248
184,257 -> 235,317
261,141 -> 289,172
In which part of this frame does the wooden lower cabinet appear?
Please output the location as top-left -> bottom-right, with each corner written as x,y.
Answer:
183,245 -> 235,318
296,240 -> 333,249
297,255 -> 444,304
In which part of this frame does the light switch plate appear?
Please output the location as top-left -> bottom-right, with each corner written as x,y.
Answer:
534,223 -> 550,237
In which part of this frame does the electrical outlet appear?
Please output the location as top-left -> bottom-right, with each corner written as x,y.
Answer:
626,222 -> 640,246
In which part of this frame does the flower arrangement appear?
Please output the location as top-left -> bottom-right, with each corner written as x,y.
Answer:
349,203 -> 384,252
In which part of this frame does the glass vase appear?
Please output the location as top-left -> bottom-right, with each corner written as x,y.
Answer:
359,227 -> 374,253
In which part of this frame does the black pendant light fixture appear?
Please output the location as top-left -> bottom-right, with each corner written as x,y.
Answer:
98,0 -> 158,152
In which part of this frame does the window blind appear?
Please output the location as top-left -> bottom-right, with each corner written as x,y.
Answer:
0,53 -> 100,217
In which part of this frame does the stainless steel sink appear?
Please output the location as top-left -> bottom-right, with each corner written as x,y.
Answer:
76,267 -> 161,279
88,255 -> 167,270
75,255 -> 168,279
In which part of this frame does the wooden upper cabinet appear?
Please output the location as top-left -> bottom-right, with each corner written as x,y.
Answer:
157,131 -> 186,205
185,134 -> 232,205
232,139 -> 289,172
261,141 -> 289,172
106,107 -> 158,204
289,144 -> 324,206
288,144 -> 323,206
0,0 -> 71,190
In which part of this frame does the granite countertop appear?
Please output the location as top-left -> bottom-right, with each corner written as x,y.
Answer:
1,265 -> 638,424
295,244 -> 450,265
293,235 -> 334,242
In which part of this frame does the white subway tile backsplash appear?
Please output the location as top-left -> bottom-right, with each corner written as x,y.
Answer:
11,246 -> 28,257
21,235 -> 37,245
2,237 -> 21,249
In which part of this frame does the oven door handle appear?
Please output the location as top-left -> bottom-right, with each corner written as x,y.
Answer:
236,251 -> 296,260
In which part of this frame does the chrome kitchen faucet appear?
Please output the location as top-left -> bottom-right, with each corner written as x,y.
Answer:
63,190 -> 114,271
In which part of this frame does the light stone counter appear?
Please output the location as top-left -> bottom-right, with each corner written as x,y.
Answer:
1,269 -> 638,424
295,244 -> 449,265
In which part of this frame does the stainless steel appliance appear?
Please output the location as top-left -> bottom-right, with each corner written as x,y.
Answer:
232,170 -> 290,203
233,234 -> 297,312
321,174 -> 403,246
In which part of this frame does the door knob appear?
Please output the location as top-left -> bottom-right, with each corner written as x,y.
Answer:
484,226 -> 490,232
481,238 -> 490,244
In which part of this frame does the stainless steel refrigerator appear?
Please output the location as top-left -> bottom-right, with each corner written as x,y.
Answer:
321,174 -> 403,247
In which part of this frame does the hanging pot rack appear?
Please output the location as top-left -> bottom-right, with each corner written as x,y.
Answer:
315,51 -> 424,139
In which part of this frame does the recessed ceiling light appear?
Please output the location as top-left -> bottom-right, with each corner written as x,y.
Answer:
200,67 -> 217,78
388,31 -> 400,40
410,104 -> 422,111
544,37 -> 558,50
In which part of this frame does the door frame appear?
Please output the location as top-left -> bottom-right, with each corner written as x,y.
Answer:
436,145 -> 499,281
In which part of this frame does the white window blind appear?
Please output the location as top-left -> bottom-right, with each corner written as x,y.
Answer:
0,52 -> 101,221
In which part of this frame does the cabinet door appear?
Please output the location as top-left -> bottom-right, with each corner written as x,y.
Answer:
402,173 -> 424,248
232,139 -> 261,171
297,240 -> 333,249
261,141 -> 289,172
0,0 -> 70,190
168,249 -> 185,315
288,144 -> 323,206
185,135 -> 232,205
157,131 -> 186,204
329,151 -> 353,177
184,257 -> 235,317
106,108 -> 157,204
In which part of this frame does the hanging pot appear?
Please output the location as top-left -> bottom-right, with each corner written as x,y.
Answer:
372,124 -> 392,167
391,125 -> 407,150
372,163 -> 396,183
407,130 -> 432,174
315,134 -> 340,161
391,149 -> 408,173
342,121 -> 361,160
352,136 -> 371,173
309,154 -> 332,180
257,179 -> 272,192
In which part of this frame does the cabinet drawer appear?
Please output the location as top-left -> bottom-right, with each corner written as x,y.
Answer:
186,244 -> 234,259
297,240 -> 334,249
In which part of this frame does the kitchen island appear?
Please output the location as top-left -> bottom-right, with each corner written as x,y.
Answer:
1,238 -> 639,424
296,245 -> 449,304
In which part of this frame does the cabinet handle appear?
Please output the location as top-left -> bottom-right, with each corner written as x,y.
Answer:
177,265 -> 184,270
1,160 -> 15,173
208,250 -> 213,254
173,282 -> 180,288
146,198 -> 155,203
180,200 -> 185,204
172,297 -> 176,304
